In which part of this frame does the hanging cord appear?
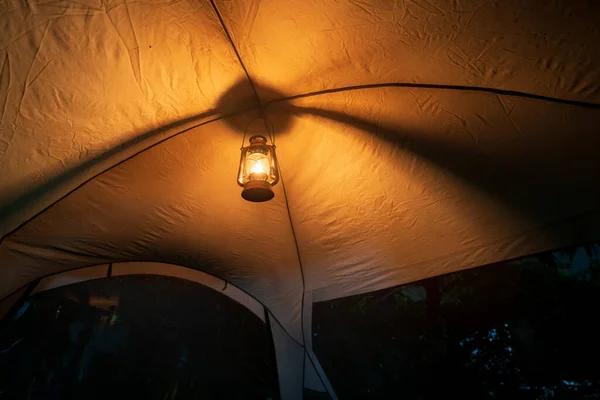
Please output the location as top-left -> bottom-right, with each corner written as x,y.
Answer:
241,116 -> 263,149
241,111 -> 276,147
263,113 -> 276,147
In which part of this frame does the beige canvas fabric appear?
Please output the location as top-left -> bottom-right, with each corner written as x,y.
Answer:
1,1 -> 599,397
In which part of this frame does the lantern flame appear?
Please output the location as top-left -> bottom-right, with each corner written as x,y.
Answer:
251,160 -> 265,174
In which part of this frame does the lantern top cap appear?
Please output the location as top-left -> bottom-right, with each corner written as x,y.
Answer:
248,135 -> 268,145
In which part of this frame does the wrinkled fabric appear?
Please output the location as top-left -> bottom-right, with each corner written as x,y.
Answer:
271,88 -> 600,300
1,0 -> 600,397
219,0 -> 600,103
0,118 -> 304,343
0,0 -> 256,236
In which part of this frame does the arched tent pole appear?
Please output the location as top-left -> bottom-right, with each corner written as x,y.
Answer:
0,262 -> 294,340
0,261 -> 336,400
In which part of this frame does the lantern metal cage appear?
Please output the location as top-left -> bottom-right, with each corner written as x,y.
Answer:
237,135 -> 280,202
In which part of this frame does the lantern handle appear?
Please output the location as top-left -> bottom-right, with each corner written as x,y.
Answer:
241,113 -> 276,148
241,116 -> 261,149
264,114 -> 276,146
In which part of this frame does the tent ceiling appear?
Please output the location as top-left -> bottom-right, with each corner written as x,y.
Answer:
273,88 -> 600,298
0,117 -> 304,340
1,0 -> 600,350
218,0 -> 600,103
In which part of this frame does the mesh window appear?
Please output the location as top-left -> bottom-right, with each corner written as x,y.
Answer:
0,274 -> 279,400
313,244 -> 600,399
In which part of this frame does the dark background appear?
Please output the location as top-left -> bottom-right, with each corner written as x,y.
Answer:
314,243 -> 600,399
0,275 -> 278,400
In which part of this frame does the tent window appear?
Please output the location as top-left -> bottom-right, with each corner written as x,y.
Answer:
313,243 -> 600,399
0,275 -> 279,399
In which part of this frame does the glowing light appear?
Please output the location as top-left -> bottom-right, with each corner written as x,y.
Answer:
247,152 -> 270,180
237,135 -> 279,202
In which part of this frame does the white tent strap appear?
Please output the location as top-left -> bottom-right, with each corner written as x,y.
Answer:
303,291 -> 338,399
28,262 -> 265,322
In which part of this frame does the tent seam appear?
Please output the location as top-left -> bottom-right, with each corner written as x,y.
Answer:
4,80 -> 596,242
0,109 -> 253,244
209,0 -> 263,107
279,173 -> 308,385
208,0 -> 311,391
264,82 -> 600,109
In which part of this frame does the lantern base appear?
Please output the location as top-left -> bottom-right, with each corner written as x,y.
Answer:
242,180 -> 274,202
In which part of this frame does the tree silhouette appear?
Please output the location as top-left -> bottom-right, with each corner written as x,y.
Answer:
314,242 -> 600,399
